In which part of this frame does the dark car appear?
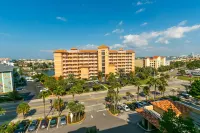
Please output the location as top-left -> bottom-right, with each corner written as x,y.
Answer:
127,103 -> 136,111
40,119 -> 48,129
28,119 -> 39,132
15,120 -> 30,133
50,117 -> 57,128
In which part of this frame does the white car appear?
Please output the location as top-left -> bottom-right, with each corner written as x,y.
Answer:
40,88 -> 49,92
122,104 -> 130,112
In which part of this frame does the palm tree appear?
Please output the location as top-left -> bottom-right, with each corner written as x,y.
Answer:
39,91 -> 50,118
53,86 -> 65,115
118,68 -> 125,78
0,107 -> 6,116
133,79 -> 142,101
69,83 -> 83,101
97,71 -> 103,82
77,103 -> 85,121
158,85 -> 166,97
170,89 -> 176,96
53,98 -> 64,115
143,86 -> 150,101
16,102 -> 30,119
147,77 -> 161,100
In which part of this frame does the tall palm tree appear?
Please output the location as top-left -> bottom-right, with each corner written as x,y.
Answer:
16,102 -> 30,119
0,107 -> 6,116
133,78 -> 142,101
143,86 -> 150,101
170,89 -> 176,96
53,86 -> 65,114
158,85 -> 166,96
77,103 -> 85,121
69,83 -> 83,101
147,77 -> 162,100
39,91 -> 50,118
53,98 -> 64,115
97,71 -> 103,82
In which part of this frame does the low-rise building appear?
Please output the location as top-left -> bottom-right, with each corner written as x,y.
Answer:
136,100 -> 200,131
0,64 -> 14,93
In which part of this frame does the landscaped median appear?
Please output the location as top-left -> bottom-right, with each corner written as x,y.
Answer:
67,112 -> 86,125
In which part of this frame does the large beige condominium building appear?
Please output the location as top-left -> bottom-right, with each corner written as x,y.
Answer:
135,56 -> 166,69
54,45 -> 135,79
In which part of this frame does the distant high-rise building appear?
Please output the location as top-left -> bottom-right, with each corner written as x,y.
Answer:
53,45 -> 135,79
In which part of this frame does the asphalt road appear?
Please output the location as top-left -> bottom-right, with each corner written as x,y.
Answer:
0,79 -> 189,125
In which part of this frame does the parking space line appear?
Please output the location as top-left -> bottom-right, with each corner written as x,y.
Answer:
57,117 -> 59,128
103,113 -> 105,116
36,120 -> 41,133
97,109 -> 106,112
47,119 -> 50,130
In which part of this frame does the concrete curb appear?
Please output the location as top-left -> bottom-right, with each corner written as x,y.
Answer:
107,109 -> 118,117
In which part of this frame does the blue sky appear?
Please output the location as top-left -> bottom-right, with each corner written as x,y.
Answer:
0,0 -> 200,59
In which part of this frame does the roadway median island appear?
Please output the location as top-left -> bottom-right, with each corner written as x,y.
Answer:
67,112 -> 86,125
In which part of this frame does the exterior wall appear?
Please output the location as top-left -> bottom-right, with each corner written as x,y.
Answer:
54,53 -> 63,77
0,72 -> 13,93
144,56 -> 166,69
135,59 -> 144,68
54,45 -> 135,79
153,106 -> 165,116
108,65 -> 116,74
80,67 -> 89,79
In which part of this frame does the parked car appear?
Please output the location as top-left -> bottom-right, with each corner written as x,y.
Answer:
40,119 -> 48,129
127,103 -> 135,111
60,115 -> 67,126
135,101 -> 149,108
14,120 -> 30,133
122,104 -> 130,112
16,87 -> 24,91
50,117 -> 57,128
28,119 -> 39,132
117,105 -> 124,113
179,93 -> 192,99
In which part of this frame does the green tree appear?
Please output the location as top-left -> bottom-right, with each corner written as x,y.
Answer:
8,91 -> 21,102
160,108 -> 197,133
133,78 -> 142,101
53,98 -> 64,115
147,77 -> 161,100
44,76 -> 57,93
97,71 -> 103,82
143,86 -> 150,101
86,127 -> 99,133
0,107 -> 6,116
158,85 -> 166,97
189,80 -> 200,98
69,83 -> 83,101
16,102 -> 30,119
39,91 -> 50,118
53,86 -> 65,115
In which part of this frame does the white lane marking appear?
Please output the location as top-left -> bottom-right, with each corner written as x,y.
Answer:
86,103 -> 102,107
91,115 -> 93,119
97,109 -> 106,112
103,113 -> 105,116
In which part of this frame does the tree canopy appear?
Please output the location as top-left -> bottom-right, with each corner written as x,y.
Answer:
159,108 -> 197,133
189,80 -> 200,99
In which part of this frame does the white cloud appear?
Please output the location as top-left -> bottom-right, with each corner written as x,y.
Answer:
81,44 -> 98,49
104,33 -> 110,36
118,21 -> 123,26
110,44 -> 126,49
140,22 -> 148,26
56,16 -> 67,21
137,1 -> 143,5
122,24 -> 200,47
136,0 -> 153,6
178,20 -> 187,26
112,29 -> 124,33
136,8 -> 145,14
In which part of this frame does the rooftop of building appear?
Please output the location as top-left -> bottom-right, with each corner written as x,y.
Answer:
53,45 -> 135,54
0,64 -> 14,73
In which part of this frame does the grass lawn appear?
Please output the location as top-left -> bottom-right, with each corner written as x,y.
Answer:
177,76 -> 200,81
